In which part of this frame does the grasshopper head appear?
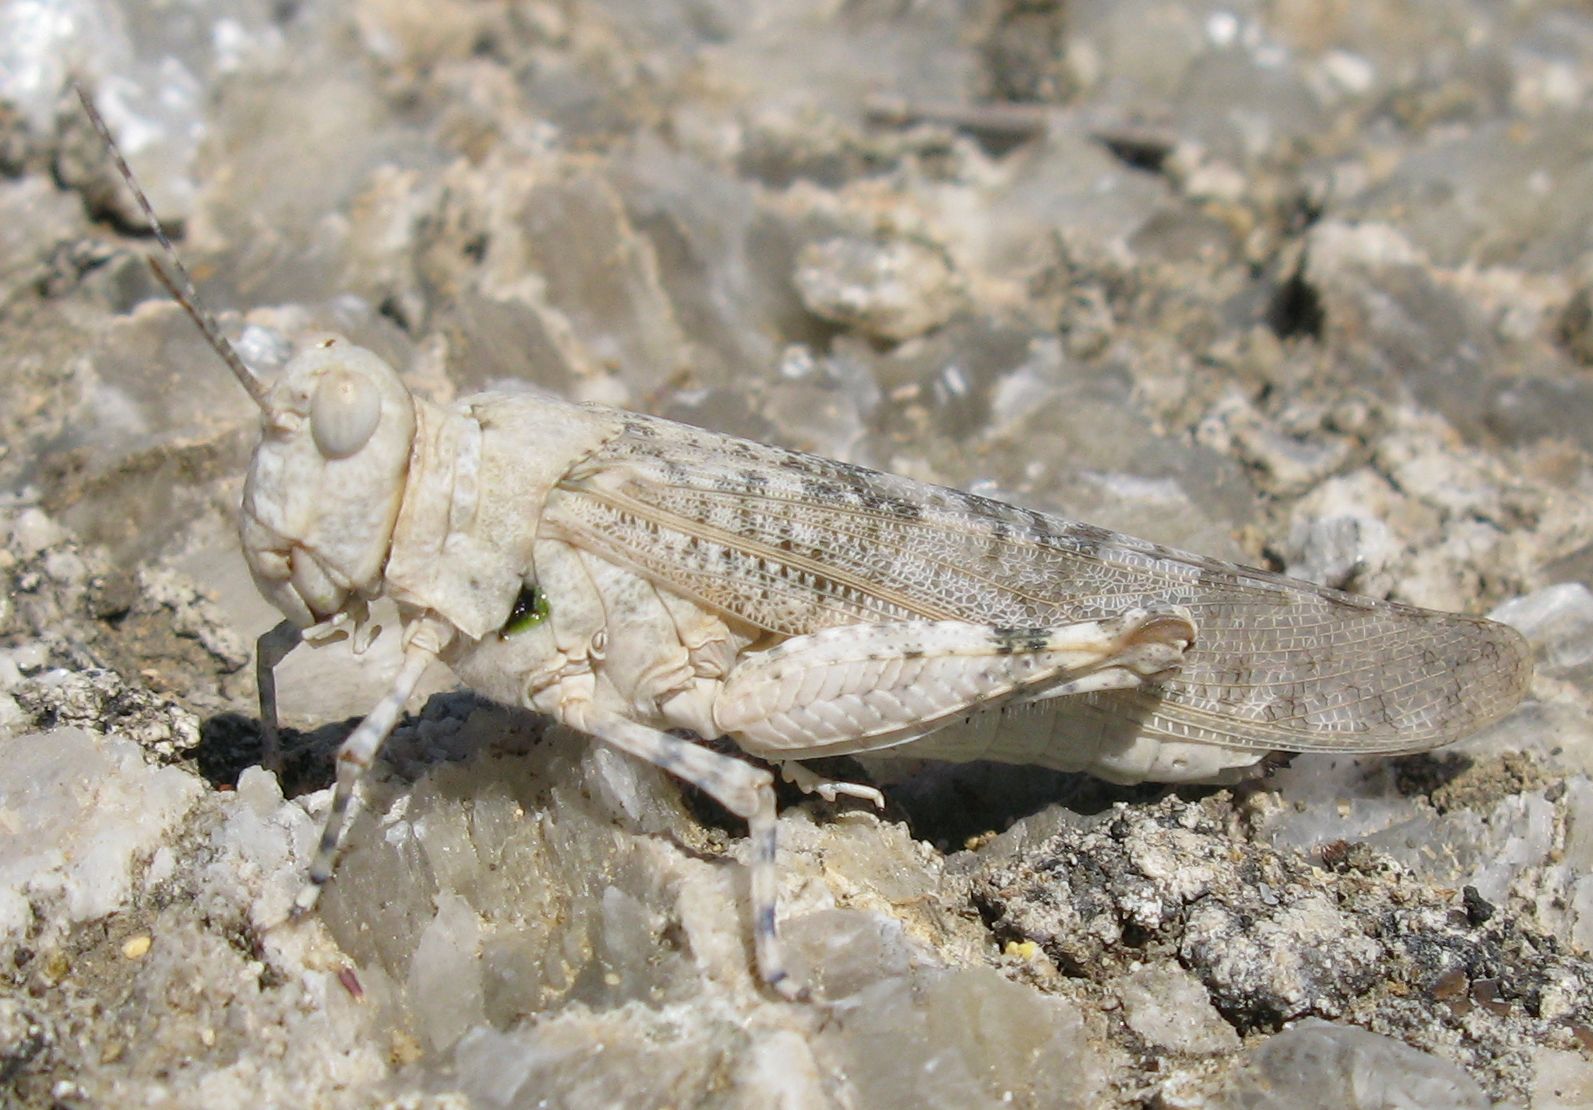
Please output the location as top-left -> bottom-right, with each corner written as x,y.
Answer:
73,90 -> 417,630
239,340 -> 416,627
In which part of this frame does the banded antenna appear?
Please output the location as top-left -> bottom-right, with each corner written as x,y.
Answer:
74,83 -> 271,409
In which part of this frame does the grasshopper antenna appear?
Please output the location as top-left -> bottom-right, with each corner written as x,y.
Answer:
74,83 -> 272,409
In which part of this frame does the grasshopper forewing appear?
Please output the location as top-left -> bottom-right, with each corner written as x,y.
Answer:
77,86 -> 1532,1000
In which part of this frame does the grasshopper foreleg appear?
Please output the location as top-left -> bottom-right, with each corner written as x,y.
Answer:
292,619 -> 450,918
256,619 -> 302,775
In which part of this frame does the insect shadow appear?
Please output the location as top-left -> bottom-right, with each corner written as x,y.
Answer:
881,761 -> 1179,852
197,690 -> 544,799
197,692 -> 1248,858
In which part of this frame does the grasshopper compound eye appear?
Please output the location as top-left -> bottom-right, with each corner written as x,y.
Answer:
311,366 -> 384,458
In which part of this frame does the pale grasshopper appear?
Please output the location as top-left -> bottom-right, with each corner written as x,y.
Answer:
79,89 -> 1532,1000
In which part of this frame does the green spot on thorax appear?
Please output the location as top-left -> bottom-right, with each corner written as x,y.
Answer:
501,583 -> 550,636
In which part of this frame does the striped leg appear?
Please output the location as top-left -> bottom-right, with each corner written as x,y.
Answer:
583,712 -> 805,1002
291,622 -> 445,917
256,619 -> 302,776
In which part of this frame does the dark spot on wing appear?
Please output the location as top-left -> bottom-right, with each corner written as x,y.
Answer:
990,627 -> 1051,655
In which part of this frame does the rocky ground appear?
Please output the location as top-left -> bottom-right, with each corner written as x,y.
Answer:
4,0 -> 1593,1106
